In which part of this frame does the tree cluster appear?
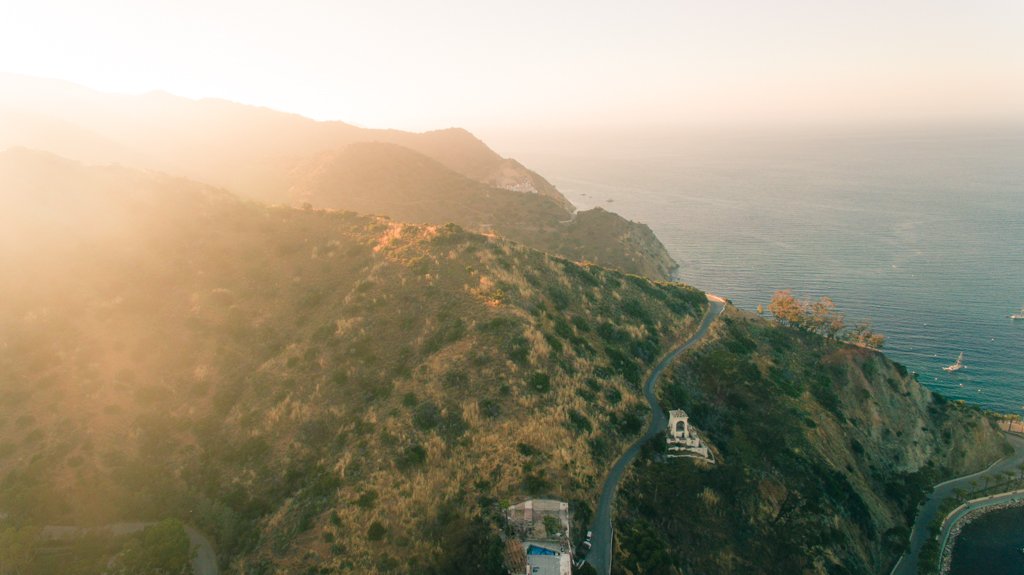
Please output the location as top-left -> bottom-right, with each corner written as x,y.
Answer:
109,520 -> 194,575
0,526 -> 38,575
767,290 -> 885,348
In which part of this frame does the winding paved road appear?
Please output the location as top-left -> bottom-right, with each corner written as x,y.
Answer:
41,521 -> 219,575
891,432 -> 1024,575
936,487 -> 1024,569
584,295 -> 725,575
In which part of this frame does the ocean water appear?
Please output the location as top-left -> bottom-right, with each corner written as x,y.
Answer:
516,131 -> 1024,413
949,506 -> 1024,575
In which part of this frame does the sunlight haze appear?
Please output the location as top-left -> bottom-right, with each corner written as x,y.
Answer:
3,2 -> 1024,574
2,0 -> 1023,141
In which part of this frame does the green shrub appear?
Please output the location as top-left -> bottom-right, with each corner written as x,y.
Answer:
402,392 -> 418,407
413,403 -> 441,431
367,521 -> 387,541
356,490 -> 378,509
528,373 -> 551,393
108,519 -> 191,575
505,335 -> 530,365
397,445 -> 427,470
567,410 -> 592,433
422,318 -> 466,354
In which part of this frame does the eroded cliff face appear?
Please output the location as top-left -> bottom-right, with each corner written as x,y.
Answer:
814,344 -> 1004,487
613,307 -> 1006,575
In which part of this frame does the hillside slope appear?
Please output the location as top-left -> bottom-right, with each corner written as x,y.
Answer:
0,73 -> 569,209
612,307 -> 1006,575
0,151 -> 1003,575
0,74 -> 681,279
289,142 -> 678,279
0,150 -> 703,573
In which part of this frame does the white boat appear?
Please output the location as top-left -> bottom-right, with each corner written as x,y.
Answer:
944,352 -> 965,372
1010,307 -> 1024,320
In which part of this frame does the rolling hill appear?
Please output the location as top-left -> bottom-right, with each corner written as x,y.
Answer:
0,73 -> 679,280
0,150 -> 1006,575
288,142 -> 678,279
0,150 -> 702,573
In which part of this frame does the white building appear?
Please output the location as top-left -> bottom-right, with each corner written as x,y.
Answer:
667,409 -> 713,461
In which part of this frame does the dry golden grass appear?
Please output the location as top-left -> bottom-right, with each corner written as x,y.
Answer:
1,158 -> 708,573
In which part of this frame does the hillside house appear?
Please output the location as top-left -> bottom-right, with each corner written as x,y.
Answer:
667,409 -> 714,462
504,499 -> 572,575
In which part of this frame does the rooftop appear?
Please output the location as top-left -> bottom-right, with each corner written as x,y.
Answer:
505,499 -> 573,575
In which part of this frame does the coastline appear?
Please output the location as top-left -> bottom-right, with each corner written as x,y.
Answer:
537,139 -> 1024,417
939,492 -> 1024,575
890,434 -> 1024,575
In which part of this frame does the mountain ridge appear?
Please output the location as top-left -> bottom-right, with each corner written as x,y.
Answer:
0,73 -> 680,279
0,73 -> 569,208
287,142 -> 678,279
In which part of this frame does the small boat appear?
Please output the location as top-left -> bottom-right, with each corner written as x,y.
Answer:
944,352 -> 966,373
1011,307 -> 1024,320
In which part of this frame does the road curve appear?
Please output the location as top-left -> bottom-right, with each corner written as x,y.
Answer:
41,521 -> 219,575
891,432 -> 1024,575
936,487 -> 1024,568
585,295 -> 726,575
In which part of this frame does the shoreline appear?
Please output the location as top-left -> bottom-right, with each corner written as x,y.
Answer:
939,496 -> 1024,575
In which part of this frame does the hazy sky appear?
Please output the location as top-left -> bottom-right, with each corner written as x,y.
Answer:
2,0 -> 1023,138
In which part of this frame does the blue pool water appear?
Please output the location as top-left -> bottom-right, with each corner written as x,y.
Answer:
516,130 -> 1024,413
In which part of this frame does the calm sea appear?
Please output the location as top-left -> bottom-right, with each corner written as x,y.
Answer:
516,130 -> 1024,414
949,506 -> 1024,575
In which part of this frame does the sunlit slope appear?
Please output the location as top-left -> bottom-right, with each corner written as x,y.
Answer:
0,150 -> 1007,575
0,74 -> 680,279
0,150 -> 704,573
0,73 -> 569,209
289,142 -> 678,279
